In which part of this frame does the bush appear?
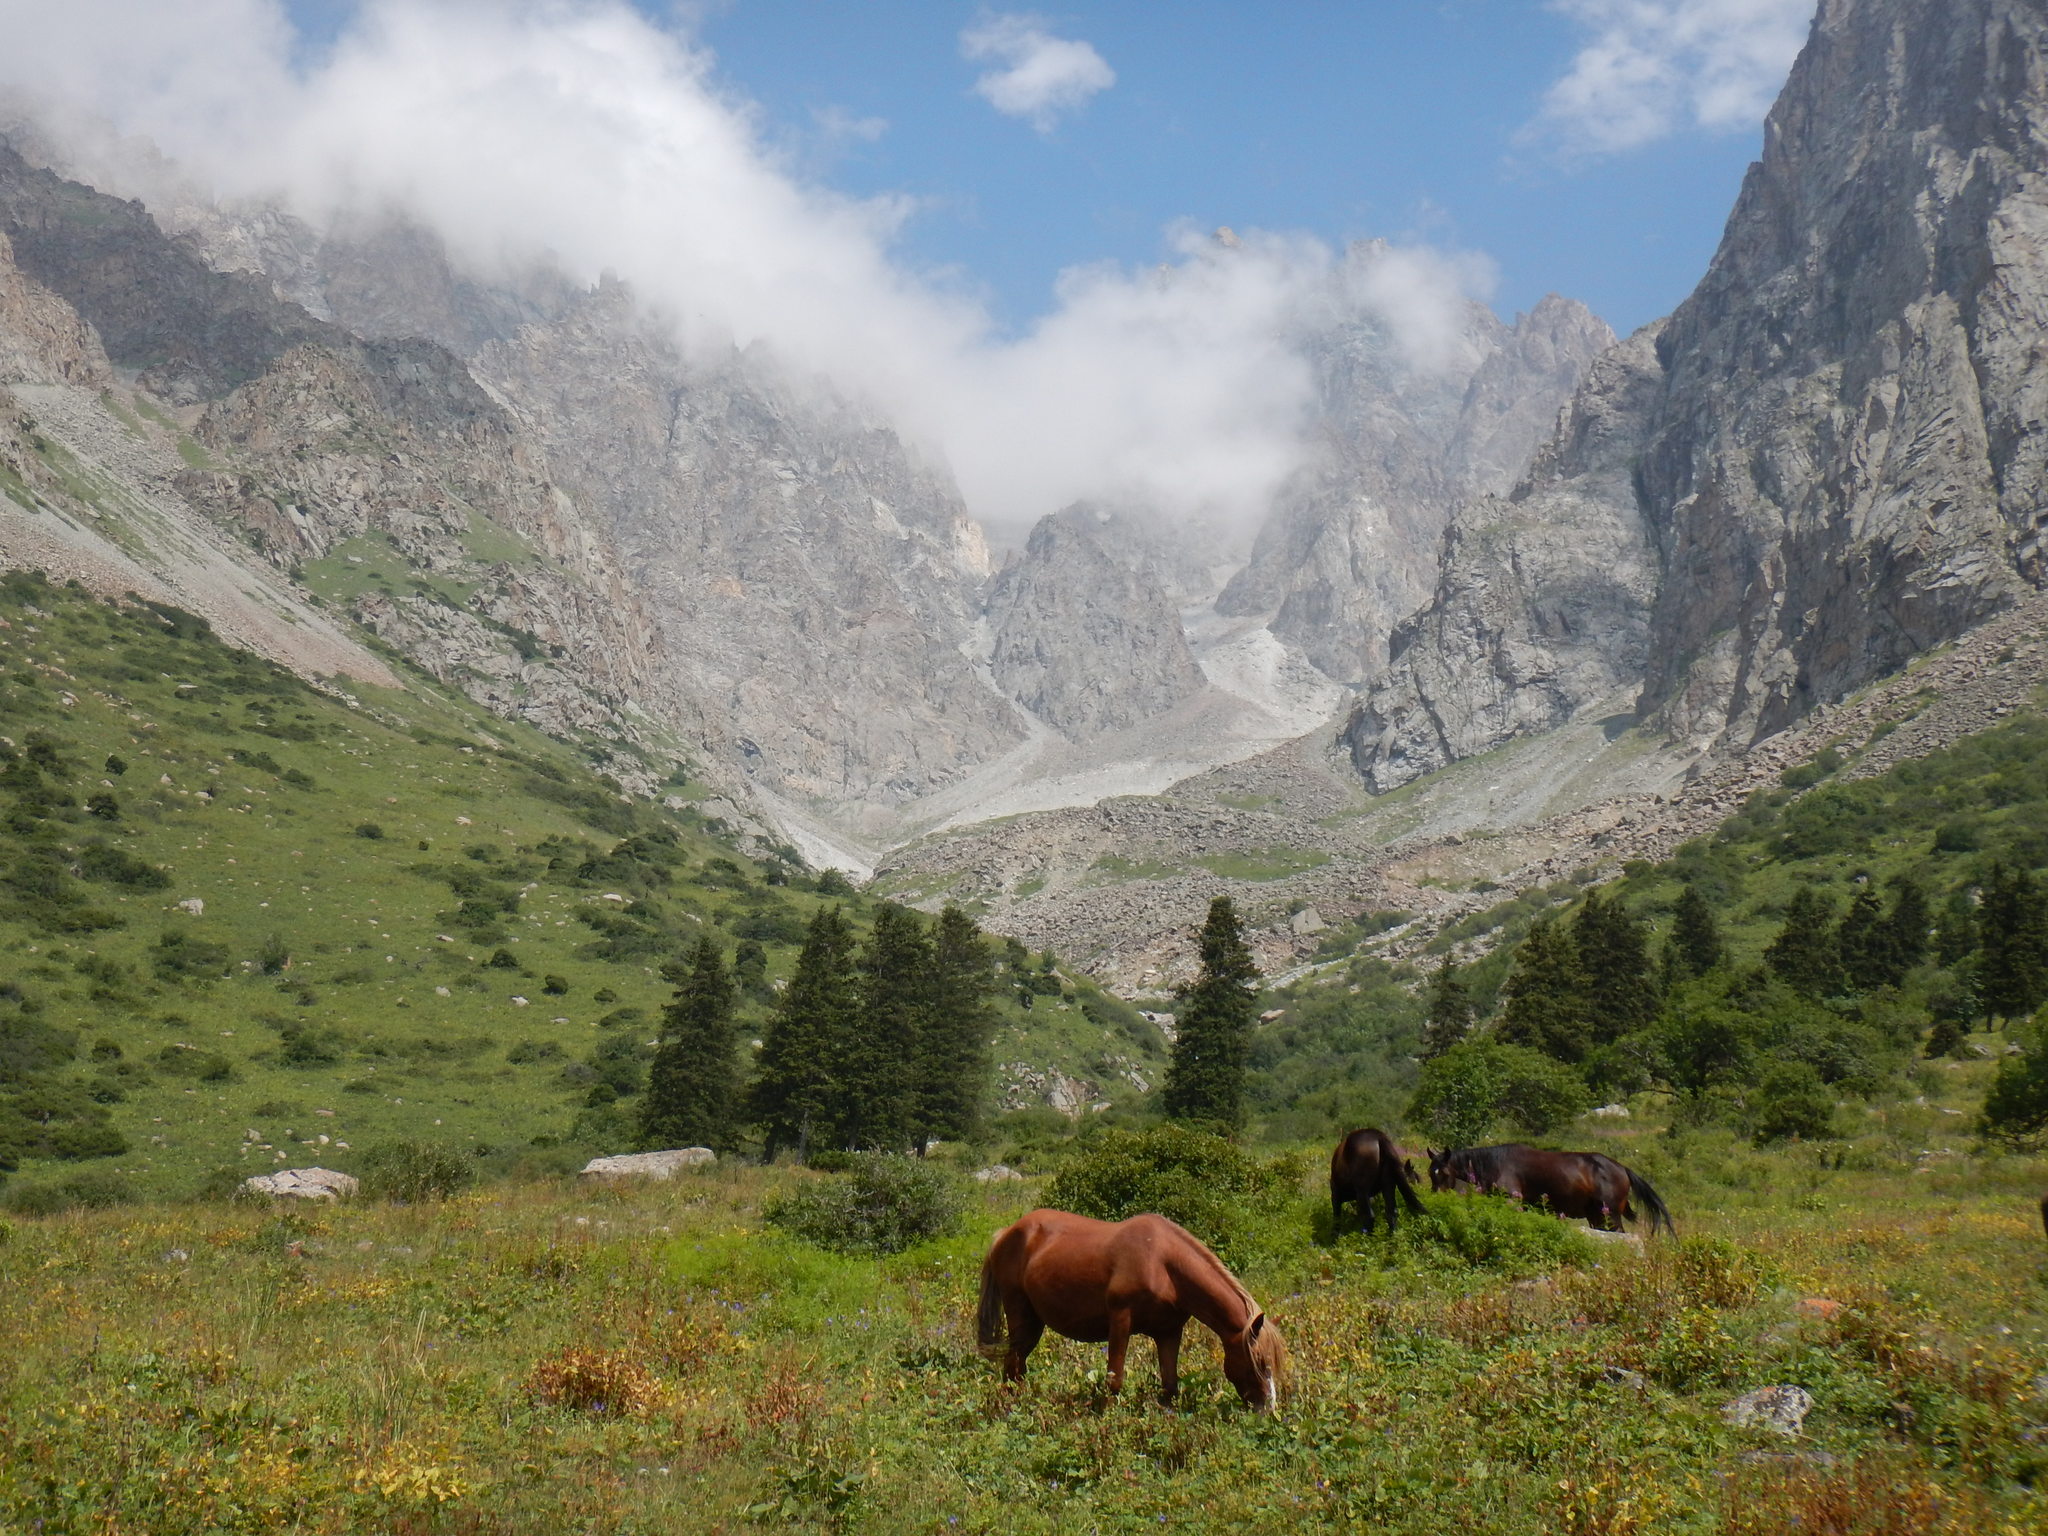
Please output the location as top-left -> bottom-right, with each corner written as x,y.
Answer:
357,1140 -> 474,1202
1749,1060 -> 1837,1143
3,1166 -> 134,1216
763,1153 -> 963,1256
1409,1039 -> 1590,1146
1980,1030 -> 2048,1140
1046,1125 -> 1298,1267
526,1347 -> 663,1416
353,822 -> 385,840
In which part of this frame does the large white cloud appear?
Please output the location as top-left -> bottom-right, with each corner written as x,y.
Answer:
961,12 -> 1115,133
1536,0 -> 1814,154
0,0 -> 1489,539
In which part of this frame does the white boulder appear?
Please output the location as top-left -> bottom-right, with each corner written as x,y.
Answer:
973,1164 -> 1025,1182
243,1167 -> 357,1201
1723,1385 -> 1814,1436
578,1148 -> 715,1182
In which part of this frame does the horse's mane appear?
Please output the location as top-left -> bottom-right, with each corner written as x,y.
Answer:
1170,1223 -> 1261,1323
1451,1144 -> 1518,1181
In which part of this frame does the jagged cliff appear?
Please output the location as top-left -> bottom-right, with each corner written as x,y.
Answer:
1351,0 -> 2048,784
1219,274 -> 1611,684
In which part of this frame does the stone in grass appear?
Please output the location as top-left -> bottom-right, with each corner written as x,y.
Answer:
973,1164 -> 1025,1182
243,1167 -> 358,1201
577,1148 -> 715,1182
1723,1385 -> 1814,1436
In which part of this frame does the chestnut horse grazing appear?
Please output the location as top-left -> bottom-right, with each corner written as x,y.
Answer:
1428,1143 -> 1674,1236
976,1209 -> 1287,1410
1329,1127 -> 1426,1235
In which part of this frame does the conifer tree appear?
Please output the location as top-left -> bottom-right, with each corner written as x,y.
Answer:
911,905 -> 999,1150
1419,955 -> 1475,1060
1574,889 -> 1655,1044
1934,887 -> 1978,969
1162,896 -> 1261,1132
1976,862 -> 2048,1023
1497,917 -> 1590,1063
640,934 -> 739,1153
749,906 -> 859,1160
1668,885 -> 1724,981
839,903 -> 930,1151
1878,875 -> 1930,982
1835,880 -> 1889,993
1765,887 -> 1842,998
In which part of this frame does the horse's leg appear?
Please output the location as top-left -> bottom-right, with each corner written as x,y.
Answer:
1105,1309 -> 1133,1396
1381,1176 -> 1398,1235
1155,1320 -> 1186,1408
1002,1300 -> 1044,1384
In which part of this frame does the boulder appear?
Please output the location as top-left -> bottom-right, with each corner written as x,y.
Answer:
243,1167 -> 357,1201
1723,1385 -> 1813,1437
1589,1103 -> 1631,1119
973,1164 -> 1025,1183
577,1148 -> 715,1182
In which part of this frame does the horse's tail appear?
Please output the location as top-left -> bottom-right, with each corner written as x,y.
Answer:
976,1243 -> 1007,1350
1386,1136 -> 1426,1216
1625,1166 -> 1675,1237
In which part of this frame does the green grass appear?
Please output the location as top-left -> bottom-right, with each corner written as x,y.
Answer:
1200,847 -> 1330,882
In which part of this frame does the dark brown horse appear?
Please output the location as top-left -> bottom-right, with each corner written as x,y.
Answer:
976,1208 -> 1287,1410
1427,1144 -> 1674,1236
1329,1127 -> 1426,1235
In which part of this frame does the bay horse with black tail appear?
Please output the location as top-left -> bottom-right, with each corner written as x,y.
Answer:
976,1208 -> 1287,1410
1428,1144 -> 1674,1236
1330,1127 -> 1426,1235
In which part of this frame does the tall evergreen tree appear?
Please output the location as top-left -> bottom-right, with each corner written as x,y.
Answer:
1668,885 -> 1724,981
749,906 -> 859,1160
1497,917 -> 1589,1063
1765,888 -> 1843,998
640,934 -> 739,1153
1419,956 -> 1475,1060
1878,875 -> 1930,982
1976,862 -> 2048,1022
1162,896 -> 1261,1132
1835,880 -> 1889,993
1574,889 -> 1655,1044
839,903 -> 929,1151
911,906 -> 999,1151
1934,887 -> 1978,969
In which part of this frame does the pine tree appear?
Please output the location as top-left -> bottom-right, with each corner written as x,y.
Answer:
839,903 -> 930,1151
639,934 -> 739,1153
1976,862 -> 2048,1023
1934,887 -> 1978,969
1835,880 -> 1888,993
1764,887 -> 1842,998
1497,917 -> 1590,1063
749,906 -> 859,1160
1574,888 -> 1655,1045
1878,875 -> 1930,982
1419,956 -> 1475,1060
911,906 -> 999,1150
1668,885 -> 1724,980
1162,896 -> 1261,1132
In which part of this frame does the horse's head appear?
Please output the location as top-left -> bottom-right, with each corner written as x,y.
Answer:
1427,1147 -> 1454,1192
1225,1310 -> 1288,1412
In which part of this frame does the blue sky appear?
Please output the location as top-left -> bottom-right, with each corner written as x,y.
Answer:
275,0 -> 1804,337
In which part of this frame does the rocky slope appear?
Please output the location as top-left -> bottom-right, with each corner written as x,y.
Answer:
1352,0 -> 2048,785
1218,273 -> 1611,684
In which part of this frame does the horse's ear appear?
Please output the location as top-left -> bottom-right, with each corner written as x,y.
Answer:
1249,1313 -> 1265,1339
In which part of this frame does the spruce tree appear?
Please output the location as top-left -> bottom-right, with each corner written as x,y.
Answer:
1162,896 -> 1261,1132
749,906 -> 859,1160
1497,917 -> 1589,1063
839,903 -> 929,1151
1668,885 -> 1724,980
1574,889 -> 1655,1045
1764,887 -> 1843,998
1934,887 -> 1978,969
1976,862 -> 2048,1023
1419,955 -> 1475,1060
1878,875 -> 1930,982
640,934 -> 739,1153
911,906 -> 999,1151
1835,880 -> 1888,993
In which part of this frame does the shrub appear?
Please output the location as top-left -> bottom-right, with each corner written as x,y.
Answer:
1749,1061 -> 1837,1143
1980,1030 -> 2048,1140
526,1347 -> 663,1416
763,1153 -> 963,1256
76,843 -> 170,890
1409,1039 -> 1590,1146
542,974 -> 569,995
353,822 -> 385,840
357,1140 -> 474,1202
1046,1125 -> 1297,1266
3,1166 -> 134,1216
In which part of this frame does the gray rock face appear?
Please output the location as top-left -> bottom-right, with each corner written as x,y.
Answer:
1355,0 -> 2048,784
1220,272 -> 1611,684
986,503 -> 1208,739
244,1167 -> 358,1200
578,1148 -> 715,1181
1344,329 -> 1665,791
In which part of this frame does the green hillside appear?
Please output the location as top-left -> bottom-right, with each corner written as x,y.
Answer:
0,572 -> 1155,1203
